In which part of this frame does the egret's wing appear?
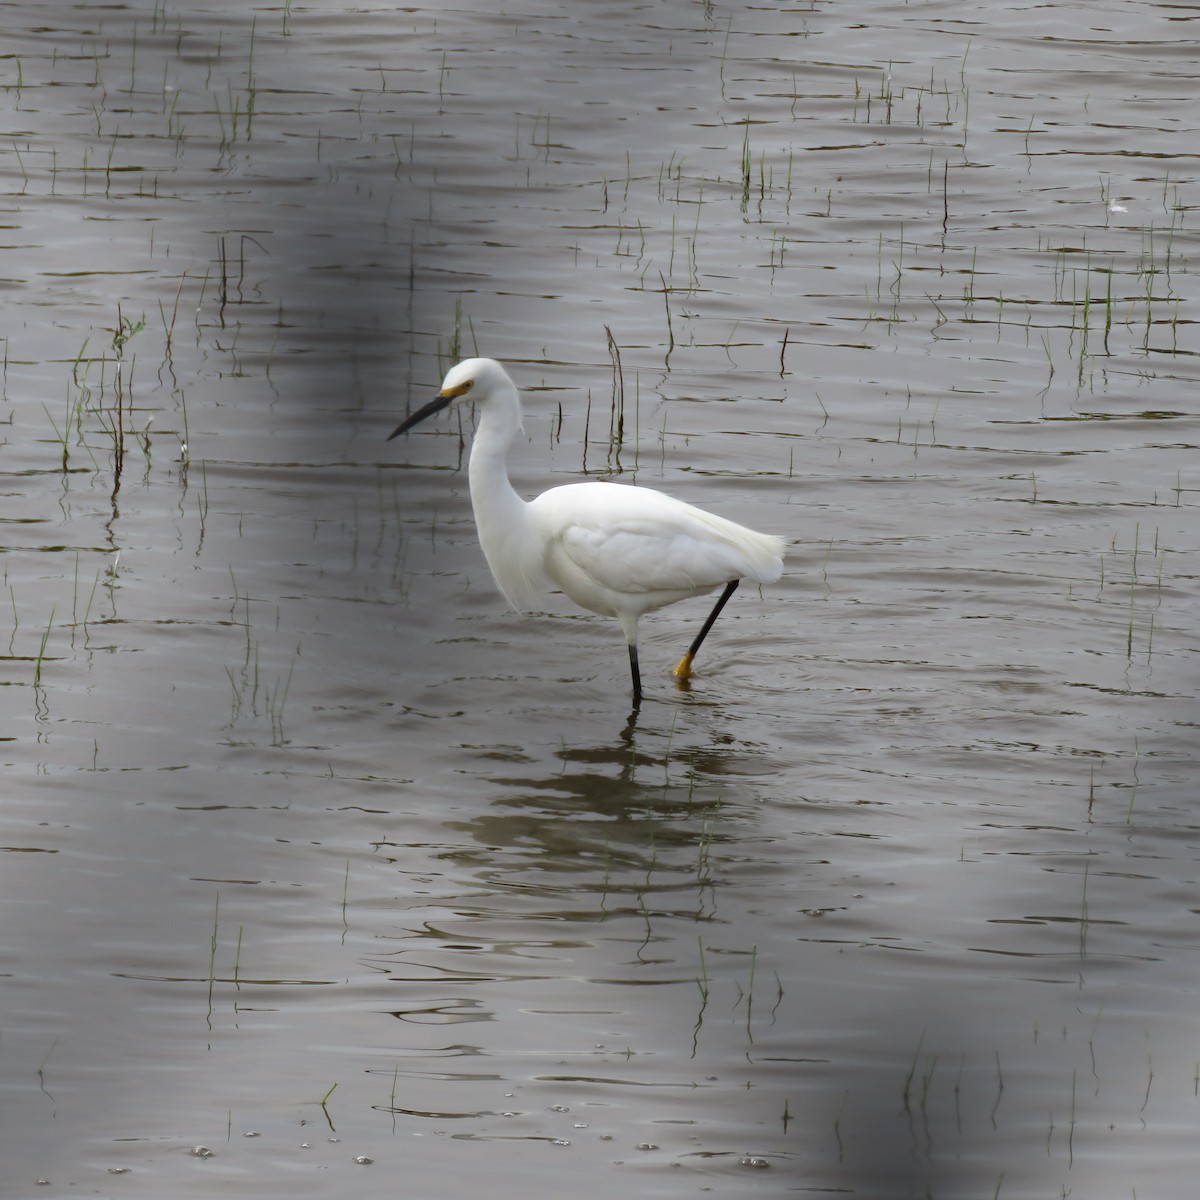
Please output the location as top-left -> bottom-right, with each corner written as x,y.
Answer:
533,482 -> 781,595
558,521 -> 735,593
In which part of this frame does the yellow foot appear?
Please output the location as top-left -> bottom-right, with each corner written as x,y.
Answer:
671,653 -> 694,680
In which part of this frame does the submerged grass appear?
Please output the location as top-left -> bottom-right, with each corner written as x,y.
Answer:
32,605 -> 55,692
206,892 -> 220,1021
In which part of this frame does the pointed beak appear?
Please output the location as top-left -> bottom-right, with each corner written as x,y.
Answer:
387,390 -> 455,441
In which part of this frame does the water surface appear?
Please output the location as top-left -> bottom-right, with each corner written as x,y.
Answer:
1,1 -> 1198,1197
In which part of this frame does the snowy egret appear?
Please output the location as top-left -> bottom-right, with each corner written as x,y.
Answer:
388,358 -> 784,705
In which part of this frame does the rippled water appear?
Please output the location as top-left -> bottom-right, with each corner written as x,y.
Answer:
2,1 -> 1198,1196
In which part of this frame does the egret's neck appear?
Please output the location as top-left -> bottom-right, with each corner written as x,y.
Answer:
466,386 -> 543,610
467,384 -> 527,522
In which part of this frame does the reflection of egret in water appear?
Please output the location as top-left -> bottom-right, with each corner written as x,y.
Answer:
437,717 -> 763,906
367,717 -> 779,1053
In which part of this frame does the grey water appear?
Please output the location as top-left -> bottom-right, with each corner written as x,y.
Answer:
1,1 -> 1198,1196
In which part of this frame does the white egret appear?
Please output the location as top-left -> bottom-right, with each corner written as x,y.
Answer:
388,358 -> 783,705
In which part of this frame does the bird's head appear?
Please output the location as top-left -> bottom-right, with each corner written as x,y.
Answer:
387,357 -> 515,440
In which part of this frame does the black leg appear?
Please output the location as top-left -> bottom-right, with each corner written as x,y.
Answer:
628,642 -> 643,706
672,579 -> 740,679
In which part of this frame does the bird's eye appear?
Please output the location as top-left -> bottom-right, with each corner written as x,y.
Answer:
461,380 -> 473,392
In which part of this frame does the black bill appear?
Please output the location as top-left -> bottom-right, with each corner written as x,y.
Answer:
387,391 -> 455,441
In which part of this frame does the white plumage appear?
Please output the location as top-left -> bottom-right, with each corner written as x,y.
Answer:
389,357 -> 783,704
